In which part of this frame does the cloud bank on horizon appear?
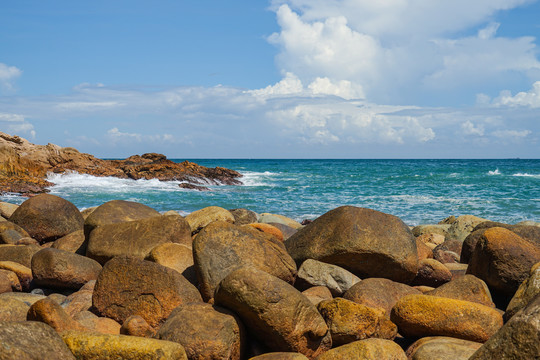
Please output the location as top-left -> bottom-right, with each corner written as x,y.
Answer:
0,0 -> 539,158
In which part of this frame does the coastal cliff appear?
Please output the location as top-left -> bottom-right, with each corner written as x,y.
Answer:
0,132 -> 242,195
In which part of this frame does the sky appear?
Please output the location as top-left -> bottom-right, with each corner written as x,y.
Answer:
1,0 -> 539,158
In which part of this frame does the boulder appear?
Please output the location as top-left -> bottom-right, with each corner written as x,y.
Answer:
156,302 -> 245,360
120,315 -> 155,337
446,215 -> 488,241
193,221 -> 297,301
296,259 -> 361,297
390,294 -> 503,342
146,242 -> 196,285
314,338 -> 407,360
443,262 -> 468,280
466,227 -> 540,297
0,244 -> 41,267
432,239 -> 461,264
411,259 -> 452,287
267,222 -> 297,240
229,208 -> 258,225
92,256 -> 202,328
412,225 -> 450,238
27,297 -> 86,332
469,293 -> 540,359
9,194 -> 84,243
0,321 -> 76,360
505,262 -> 540,321
416,238 -> 433,260
250,353 -> 308,360
0,269 -> 16,293
0,260 -> 33,291
0,201 -> 18,218
185,206 -> 235,234
0,221 -> 30,244
51,230 -> 86,254
87,214 -> 191,264
31,248 -> 102,290
406,336 -> 482,360
61,330 -> 187,360
0,297 -> 29,321
0,292 -> 46,306
47,293 -> 67,304
248,223 -> 284,242
214,266 -> 331,358
62,281 -> 95,317
317,298 -> 397,346
83,199 -> 160,236
302,286 -> 333,306
285,206 -> 418,284
259,213 -> 302,229
77,316 -> 122,335
426,274 -> 495,308
343,278 -> 421,318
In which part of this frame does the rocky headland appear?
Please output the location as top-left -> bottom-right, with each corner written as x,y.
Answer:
0,195 -> 538,359
0,132 -> 242,195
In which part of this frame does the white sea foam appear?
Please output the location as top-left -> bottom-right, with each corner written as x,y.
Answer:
239,171 -> 279,187
512,173 -> 540,178
488,169 -> 501,175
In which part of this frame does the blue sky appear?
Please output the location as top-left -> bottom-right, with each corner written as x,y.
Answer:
1,0 -> 539,158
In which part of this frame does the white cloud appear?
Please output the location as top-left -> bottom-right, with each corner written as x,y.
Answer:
0,112 -> 35,138
492,129 -> 531,139
461,120 -> 485,136
0,63 -> 22,93
249,72 -> 303,96
493,81 -> 540,107
106,127 -> 176,145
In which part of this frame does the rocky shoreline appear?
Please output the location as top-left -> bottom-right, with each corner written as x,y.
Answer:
0,195 -> 538,359
0,132 -> 243,196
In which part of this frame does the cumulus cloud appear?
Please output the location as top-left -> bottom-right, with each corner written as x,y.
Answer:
0,113 -> 35,138
0,63 -> 22,93
493,81 -> 540,107
461,120 -> 485,136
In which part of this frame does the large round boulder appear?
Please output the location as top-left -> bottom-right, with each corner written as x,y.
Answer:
87,214 -> 191,264
314,338 -> 406,360
214,266 -> 331,358
505,262 -> 540,321
193,221 -> 297,301
185,206 -> 235,234
406,337 -> 482,360
426,274 -> 495,308
9,194 -> 84,243
285,206 -> 418,283
0,244 -> 41,267
92,256 -> 202,329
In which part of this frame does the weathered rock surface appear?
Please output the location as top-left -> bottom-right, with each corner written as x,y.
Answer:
432,239 -> 461,264
51,230 -> 86,254
343,277 -> 421,318
248,223 -> 284,242
314,338 -> 407,360
0,201 -> 18,218
302,286 -> 333,306
156,302 -> 245,360
505,262 -> 540,321
31,248 -> 102,290
87,214 -> 191,264
285,206 -> 418,283
214,266 -> 331,358
193,221 -> 297,301
0,321 -> 76,360
27,297 -> 86,332
426,274 -> 495,308
0,244 -> 41,267
406,336 -> 482,360
0,271 -> 13,293
267,222 -> 297,240
446,215 -> 488,241
62,281 -> 95,317
467,227 -> 540,297
0,221 -> 30,244
0,292 -> 45,306
61,330 -> 188,360
77,316 -> 122,335
0,260 -> 33,291
250,353 -> 309,360
185,206 -> 235,234
317,298 -> 397,346
415,238 -> 433,260
411,259 -> 452,287
92,256 -> 202,328
469,293 -> 540,360
412,225 -> 450,239
390,294 -> 503,342
0,297 -> 29,321
229,208 -> 258,226
259,213 -> 302,229
9,194 -> 84,243
146,242 -> 196,284
296,259 -> 361,296
120,315 -> 155,337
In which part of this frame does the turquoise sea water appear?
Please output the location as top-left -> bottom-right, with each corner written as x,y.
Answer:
1,159 -> 539,225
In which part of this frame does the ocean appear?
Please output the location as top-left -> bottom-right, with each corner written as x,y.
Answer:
1,159 -> 539,226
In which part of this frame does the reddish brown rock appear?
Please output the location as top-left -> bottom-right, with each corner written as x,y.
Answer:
302,286 -> 333,306
411,259 -> 452,287
505,262 -> 540,321
0,260 -> 32,291
285,206 -> 418,284
193,221 -> 297,302
248,223 -> 284,242
214,266 -> 331,358
426,274 -> 495,308
0,244 -> 41,267
62,281 -> 95,317
27,297 -> 87,332
156,302 -> 245,360
432,239 -> 462,264
343,277 -> 421,318
185,206 -> 235,234
0,271 -> 12,294
120,315 -> 155,337
146,242 -> 196,285
250,353 -> 308,360
9,194 -> 84,243
0,269 -> 20,291
77,316 -> 122,335
416,238 -> 433,261
0,201 -> 18,218
31,248 -> 102,290
92,256 -> 202,329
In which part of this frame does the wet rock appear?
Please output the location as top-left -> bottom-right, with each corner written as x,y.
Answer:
156,302 -> 245,360
179,182 -> 210,191
61,330 -> 187,360
285,206 -> 418,284
426,274 -> 495,308
146,242 -> 196,285
87,214 -> 191,264
390,294 -> 503,342
92,256 -> 202,328
0,221 -> 30,244
314,338 -> 407,360
214,266 -> 331,358
406,336 -> 482,360
296,259 -> 361,297
229,208 -> 259,225
411,259 -> 452,288
317,298 -> 397,346
193,221 -> 297,301
259,213 -> 302,229
185,206 -> 235,234
343,278 -> 421,318
31,248 -> 102,290
466,227 -> 540,297
9,194 -> 84,243
505,262 -> 540,321
0,297 -> 29,321
51,230 -> 86,254
0,321 -> 75,359
302,286 -> 333,306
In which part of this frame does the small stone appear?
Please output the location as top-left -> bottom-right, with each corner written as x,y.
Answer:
0,244 -> 41,267
77,316 -> 122,335
0,221 -> 30,244
416,238 -> 433,261
146,242 -> 196,285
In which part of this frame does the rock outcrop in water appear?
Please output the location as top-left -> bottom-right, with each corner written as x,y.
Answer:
0,132 -> 242,195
